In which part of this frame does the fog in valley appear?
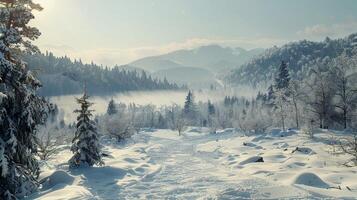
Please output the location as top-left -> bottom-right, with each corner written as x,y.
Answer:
2,1 -> 357,199
52,87 -> 259,123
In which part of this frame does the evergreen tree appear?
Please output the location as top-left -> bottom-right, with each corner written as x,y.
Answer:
208,100 -> 215,115
183,90 -> 197,124
267,84 -> 275,100
207,100 -> 216,128
69,91 -> 103,168
275,60 -> 290,90
107,98 -> 117,115
0,1 -> 50,199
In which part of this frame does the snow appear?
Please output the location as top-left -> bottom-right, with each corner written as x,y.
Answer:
27,129 -> 357,199
0,92 -> 7,104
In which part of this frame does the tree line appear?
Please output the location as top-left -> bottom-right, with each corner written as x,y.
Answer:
24,52 -> 183,96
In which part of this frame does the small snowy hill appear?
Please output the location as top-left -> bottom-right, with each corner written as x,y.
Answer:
28,129 -> 357,199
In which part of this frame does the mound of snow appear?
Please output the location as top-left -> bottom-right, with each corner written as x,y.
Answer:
35,185 -> 92,200
270,128 -> 282,135
271,130 -> 297,137
243,142 -> 263,149
293,172 -> 330,188
239,156 -> 264,165
251,135 -> 272,142
41,170 -> 75,189
216,128 -> 235,134
272,142 -> 290,149
291,147 -> 316,155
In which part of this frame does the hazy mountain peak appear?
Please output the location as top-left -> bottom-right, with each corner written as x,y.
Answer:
129,44 -> 263,73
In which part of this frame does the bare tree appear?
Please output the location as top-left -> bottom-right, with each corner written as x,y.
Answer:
175,115 -> 186,136
306,68 -> 336,129
331,56 -> 357,129
287,80 -> 306,129
35,126 -> 63,161
339,132 -> 357,166
105,115 -> 134,142
274,89 -> 289,131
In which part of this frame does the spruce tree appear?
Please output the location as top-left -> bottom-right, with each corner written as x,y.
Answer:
0,1 -> 50,199
273,61 -> 291,130
69,91 -> 103,168
107,98 -> 117,115
208,100 -> 215,116
183,90 -> 197,123
275,60 -> 290,90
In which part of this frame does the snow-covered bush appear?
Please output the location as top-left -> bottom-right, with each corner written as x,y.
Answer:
104,114 -> 135,142
339,132 -> 357,166
35,125 -> 65,161
174,115 -> 187,136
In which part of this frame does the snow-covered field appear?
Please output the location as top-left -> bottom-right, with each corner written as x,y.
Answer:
28,129 -> 357,199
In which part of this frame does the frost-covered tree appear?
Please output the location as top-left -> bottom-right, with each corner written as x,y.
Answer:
35,124 -> 63,161
104,104 -> 134,142
0,1 -> 51,199
274,90 -> 289,131
275,61 -> 290,90
331,55 -> 357,129
287,80 -> 305,129
306,67 -> 336,129
69,91 -> 103,168
207,100 -> 216,129
339,132 -> 357,166
183,90 -> 197,124
106,98 -> 117,115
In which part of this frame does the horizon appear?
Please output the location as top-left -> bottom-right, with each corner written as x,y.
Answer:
32,0 -> 357,67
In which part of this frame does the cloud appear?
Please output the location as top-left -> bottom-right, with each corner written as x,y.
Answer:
38,36 -> 287,67
297,20 -> 357,39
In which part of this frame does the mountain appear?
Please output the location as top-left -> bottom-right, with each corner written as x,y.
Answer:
226,33 -> 357,87
130,58 -> 184,72
128,45 -> 264,88
24,53 -> 181,96
152,67 -> 217,89
129,45 -> 264,73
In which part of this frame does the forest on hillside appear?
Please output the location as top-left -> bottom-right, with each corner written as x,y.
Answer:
24,52 -> 181,96
2,0 -> 357,199
227,33 -> 357,87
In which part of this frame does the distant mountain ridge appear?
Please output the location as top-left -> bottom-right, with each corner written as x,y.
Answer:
226,33 -> 357,87
129,45 -> 264,73
128,45 -> 264,88
152,67 -> 217,89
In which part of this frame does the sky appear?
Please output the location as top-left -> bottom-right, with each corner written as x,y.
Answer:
32,0 -> 357,66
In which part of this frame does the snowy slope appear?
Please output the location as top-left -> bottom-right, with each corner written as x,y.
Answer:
28,129 -> 357,199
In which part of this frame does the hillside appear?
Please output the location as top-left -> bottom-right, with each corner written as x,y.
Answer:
152,67 -> 217,89
129,45 -> 264,73
127,45 -> 263,89
24,53 -> 180,96
226,33 -> 357,87
30,129 -> 357,199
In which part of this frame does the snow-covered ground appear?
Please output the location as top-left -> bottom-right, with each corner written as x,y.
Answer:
28,128 -> 357,199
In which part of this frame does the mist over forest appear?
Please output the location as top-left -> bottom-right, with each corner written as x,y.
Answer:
1,1 -> 357,199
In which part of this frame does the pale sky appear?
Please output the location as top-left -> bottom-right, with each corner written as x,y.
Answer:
32,0 -> 357,66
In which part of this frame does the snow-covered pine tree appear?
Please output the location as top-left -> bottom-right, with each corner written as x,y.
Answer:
106,98 -> 117,115
0,1 -> 50,199
271,61 -> 291,130
275,60 -> 290,90
183,90 -> 197,124
69,90 -> 103,168
207,100 -> 215,116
